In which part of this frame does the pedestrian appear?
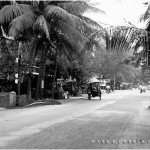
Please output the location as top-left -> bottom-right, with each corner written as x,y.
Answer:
72,85 -> 75,96
98,86 -> 101,100
139,84 -> 142,93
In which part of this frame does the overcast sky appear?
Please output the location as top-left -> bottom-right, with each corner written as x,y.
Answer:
85,0 -> 148,28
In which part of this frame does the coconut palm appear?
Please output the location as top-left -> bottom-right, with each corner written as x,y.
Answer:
139,3 -> 150,69
140,2 -> 150,30
91,25 -> 147,68
0,0 -> 105,100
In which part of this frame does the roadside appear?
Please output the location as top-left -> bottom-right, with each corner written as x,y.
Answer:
0,89 -> 149,110
0,107 -> 5,111
0,89 -> 134,110
1,89 -> 150,149
0,90 -> 107,110
57,89 -> 132,104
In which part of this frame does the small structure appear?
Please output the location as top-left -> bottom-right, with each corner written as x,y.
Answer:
87,77 -> 100,84
9,91 -> 16,108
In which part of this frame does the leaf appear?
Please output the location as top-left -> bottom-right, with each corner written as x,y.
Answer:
55,20 -> 87,53
0,2 -> 33,24
33,15 -> 50,40
141,3 -> 150,21
58,1 -> 105,16
78,15 -> 103,30
9,11 -> 36,38
44,5 -> 96,37
44,5 -> 76,27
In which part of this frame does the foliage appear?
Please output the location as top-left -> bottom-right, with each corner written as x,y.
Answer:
0,0 -> 105,99
0,39 -> 17,80
83,44 -> 141,83
140,69 -> 150,84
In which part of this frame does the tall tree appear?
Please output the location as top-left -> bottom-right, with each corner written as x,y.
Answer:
0,0 -> 104,100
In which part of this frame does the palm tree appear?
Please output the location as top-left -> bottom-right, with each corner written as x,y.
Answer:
140,2 -> 150,30
91,24 -> 148,61
139,2 -> 150,69
0,0 -> 104,100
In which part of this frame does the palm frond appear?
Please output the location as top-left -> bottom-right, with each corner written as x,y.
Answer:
0,2 -> 33,24
81,29 -> 106,53
33,15 -> 50,40
9,11 -> 36,38
44,5 -> 76,27
56,55 -> 70,77
87,29 -> 106,40
44,5 -> 95,36
140,3 -> 150,21
72,15 -> 94,36
78,15 -> 103,30
18,0 -> 40,11
55,32 -> 85,62
57,1 -> 105,16
54,33 -> 72,61
0,0 -> 12,9
55,20 -> 87,51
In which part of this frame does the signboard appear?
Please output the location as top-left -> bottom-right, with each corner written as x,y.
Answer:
15,73 -> 18,78
41,80 -> 44,89
15,79 -> 18,84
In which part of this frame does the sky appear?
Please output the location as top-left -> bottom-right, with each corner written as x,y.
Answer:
85,0 -> 149,28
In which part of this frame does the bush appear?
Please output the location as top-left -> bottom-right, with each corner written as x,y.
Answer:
0,92 -> 10,108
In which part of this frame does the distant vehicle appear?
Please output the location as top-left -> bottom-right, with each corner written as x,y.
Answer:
139,85 -> 146,93
106,85 -> 111,93
142,86 -> 146,92
87,77 -> 101,100
63,80 -> 77,97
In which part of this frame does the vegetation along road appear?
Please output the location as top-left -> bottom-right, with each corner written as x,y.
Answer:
0,89 -> 150,149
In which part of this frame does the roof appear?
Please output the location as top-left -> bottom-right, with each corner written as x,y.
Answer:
87,77 -> 100,84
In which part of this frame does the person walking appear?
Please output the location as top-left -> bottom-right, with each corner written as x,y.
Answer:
139,84 -> 143,93
98,85 -> 102,100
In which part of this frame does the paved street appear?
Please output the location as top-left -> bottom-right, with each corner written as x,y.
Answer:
0,89 -> 150,149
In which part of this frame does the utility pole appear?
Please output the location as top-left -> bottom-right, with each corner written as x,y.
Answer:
15,42 -> 22,105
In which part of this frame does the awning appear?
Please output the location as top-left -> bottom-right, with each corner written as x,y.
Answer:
87,77 -> 100,84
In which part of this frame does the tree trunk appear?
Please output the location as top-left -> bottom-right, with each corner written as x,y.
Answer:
25,39 -> 37,100
35,42 -> 47,100
17,42 -> 22,105
52,56 -> 58,100
27,73 -> 32,100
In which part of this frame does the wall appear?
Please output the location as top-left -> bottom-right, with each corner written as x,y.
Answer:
0,92 -> 9,108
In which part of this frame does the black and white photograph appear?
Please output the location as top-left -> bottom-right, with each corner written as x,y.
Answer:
0,0 -> 150,149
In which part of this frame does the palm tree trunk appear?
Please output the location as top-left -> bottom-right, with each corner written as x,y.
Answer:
35,42 -> 47,100
25,40 -> 37,100
17,42 -> 22,105
27,73 -> 32,99
52,55 -> 58,100
106,36 -> 109,51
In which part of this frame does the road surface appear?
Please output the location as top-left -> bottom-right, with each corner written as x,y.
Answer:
0,89 -> 150,149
